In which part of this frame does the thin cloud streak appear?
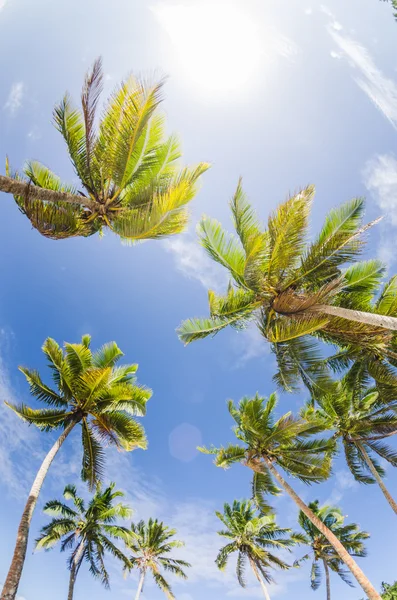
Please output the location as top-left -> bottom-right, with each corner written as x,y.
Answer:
4,81 -> 24,115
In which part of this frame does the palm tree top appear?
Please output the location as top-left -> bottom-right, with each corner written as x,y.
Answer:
5,334 -> 151,488
177,181 -> 397,393
36,482 -> 131,588
200,393 -> 335,512
4,57 -> 209,242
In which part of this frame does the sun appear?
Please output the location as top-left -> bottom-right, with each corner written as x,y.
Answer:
153,2 -> 264,95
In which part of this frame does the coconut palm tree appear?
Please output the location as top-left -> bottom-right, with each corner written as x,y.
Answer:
199,393 -> 381,600
303,370 -> 397,515
125,518 -> 190,599
178,182 -> 397,393
0,57 -> 209,242
295,500 -> 369,600
36,482 -> 131,600
1,335 -> 151,600
215,499 -> 299,600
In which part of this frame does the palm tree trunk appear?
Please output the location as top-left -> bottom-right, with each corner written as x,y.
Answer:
311,304 -> 397,332
249,558 -> 271,600
323,559 -> 331,600
1,422 -> 77,600
134,571 -> 145,600
264,460 -> 381,600
356,441 -> 397,516
67,540 -> 85,600
0,175 -> 95,210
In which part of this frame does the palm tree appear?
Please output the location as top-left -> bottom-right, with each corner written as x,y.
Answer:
296,500 -> 369,600
0,57 -> 209,242
215,499 -> 299,600
303,372 -> 397,515
36,482 -> 131,599
1,335 -> 151,600
381,0 -> 397,21
200,393 -> 381,600
178,183 -> 397,393
125,518 -> 190,599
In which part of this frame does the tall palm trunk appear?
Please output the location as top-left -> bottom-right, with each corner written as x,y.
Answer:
67,540 -> 85,600
134,571 -> 146,600
356,441 -> 397,516
323,559 -> 331,600
0,175 -> 95,210
264,460 -> 381,600
311,304 -> 397,332
249,558 -> 271,600
1,422 -> 76,600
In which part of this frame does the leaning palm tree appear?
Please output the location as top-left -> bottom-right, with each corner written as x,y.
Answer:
215,499 -> 298,600
36,483 -> 131,600
200,393 -> 381,600
1,335 -> 151,600
0,57 -> 208,241
178,182 -> 397,393
303,372 -> 397,515
125,518 -> 190,599
296,500 -> 369,600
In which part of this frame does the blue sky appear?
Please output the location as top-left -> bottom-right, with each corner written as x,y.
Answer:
1,0 -> 397,599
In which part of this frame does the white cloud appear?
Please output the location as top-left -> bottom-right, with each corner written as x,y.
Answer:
164,235 -> 227,292
231,325 -> 269,368
0,0 -> 7,10
327,24 -> 397,129
304,8 -> 313,16
4,82 -> 24,115
325,470 -> 358,506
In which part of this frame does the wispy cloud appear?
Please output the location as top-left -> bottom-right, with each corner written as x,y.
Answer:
4,82 -> 24,115
231,325 -> 269,368
0,0 -> 7,11
325,470 -> 358,506
326,17 -> 397,129
363,153 -> 397,264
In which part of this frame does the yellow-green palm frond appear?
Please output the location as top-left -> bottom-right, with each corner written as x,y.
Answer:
266,315 -> 329,343
209,287 -> 260,320
376,276 -> 397,316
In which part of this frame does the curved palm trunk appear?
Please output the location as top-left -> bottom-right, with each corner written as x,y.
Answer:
249,558 -> 271,600
0,175 -> 95,210
264,460 -> 381,600
323,559 -> 331,600
311,304 -> 397,332
67,540 -> 85,600
356,441 -> 397,516
134,571 -> 146,600
1,422 -> 76,600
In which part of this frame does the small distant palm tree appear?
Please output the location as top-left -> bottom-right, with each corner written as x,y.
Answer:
296,500 -> 369,600
178,183 -> 397,393
125,518 -> 190,599
36,483 -> 131,600
0,57 -> 209,242
2,335 -> 151,600
200,393 -> 381,600
303,373 -> 397,515
215,499 -> 299,600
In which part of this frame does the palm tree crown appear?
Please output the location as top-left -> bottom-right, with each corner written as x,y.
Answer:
36,483 -> 131,591
215,499 -> 299,597
3,57 -> 209,241
126,518 -> 190,599
6,334 -> 151,488
178,182 -> 397,393
296,500 -> 369,596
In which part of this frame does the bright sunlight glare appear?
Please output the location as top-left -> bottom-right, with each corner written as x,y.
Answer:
153,2 -> 264,95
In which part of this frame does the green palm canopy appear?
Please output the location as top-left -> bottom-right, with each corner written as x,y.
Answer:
296,500 -> 369,600
215,499 -> 300,599
36,483 -> 131,599
125,518 -> 190,599
178,182 -> 397,393
1,57 -> 209,241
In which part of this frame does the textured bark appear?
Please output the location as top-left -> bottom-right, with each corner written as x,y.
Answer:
249,558 -> 271,600
264,460 -> 381,600
134,571 -> 145,600
1,422 -> 76,600
312,304 -> 397,332
356,441 -> 397,516
67,540 -> 85,600
0,175 -> 95,211
323,559 -> 331,600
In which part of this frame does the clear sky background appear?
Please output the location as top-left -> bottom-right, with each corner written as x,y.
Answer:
1,0 -> 397,599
